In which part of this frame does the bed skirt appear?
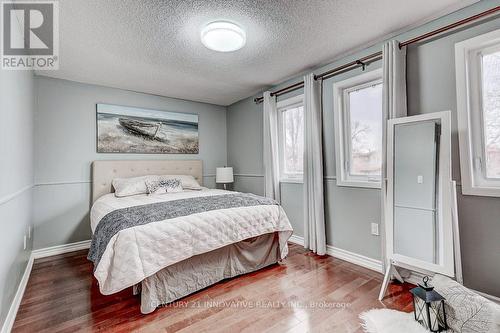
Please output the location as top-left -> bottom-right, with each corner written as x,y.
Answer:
134,232 -> 282,314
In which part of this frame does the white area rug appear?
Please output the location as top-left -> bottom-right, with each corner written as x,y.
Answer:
359,309 -> 428,333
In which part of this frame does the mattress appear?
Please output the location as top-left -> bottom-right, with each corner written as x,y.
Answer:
89,189 -> 293,295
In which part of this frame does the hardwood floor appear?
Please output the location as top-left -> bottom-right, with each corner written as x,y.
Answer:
13,243 -> 414,332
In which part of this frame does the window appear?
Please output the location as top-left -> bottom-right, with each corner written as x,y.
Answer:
482,50 -> 500,179
455,29 -> 500,197
277,95 -> 304,182
333,69 -> 383,188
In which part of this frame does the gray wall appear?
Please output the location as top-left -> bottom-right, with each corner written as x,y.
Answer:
227,1 -> 500,296
0,70 -> 35,326
33,77 -> 227,249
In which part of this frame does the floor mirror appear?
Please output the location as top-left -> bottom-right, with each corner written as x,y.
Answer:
379,111 -> 462,300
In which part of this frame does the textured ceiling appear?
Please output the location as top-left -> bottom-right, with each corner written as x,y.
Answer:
37,0 -> 476,106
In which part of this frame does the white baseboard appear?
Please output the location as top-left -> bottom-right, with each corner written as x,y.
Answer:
2,240 -> 92,332
288,235 -> 304,246
31,239 -> 91,259
327,245 -> 383,273
1,255 -> 34,333
288,235 -> 383,273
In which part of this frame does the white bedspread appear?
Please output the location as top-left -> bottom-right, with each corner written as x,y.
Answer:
90,189 -> 293,295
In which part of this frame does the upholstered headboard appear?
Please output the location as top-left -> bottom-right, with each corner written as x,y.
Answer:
91,160 -> 203,203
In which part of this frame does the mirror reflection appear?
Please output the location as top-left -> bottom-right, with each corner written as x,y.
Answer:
393,120 -> 441,264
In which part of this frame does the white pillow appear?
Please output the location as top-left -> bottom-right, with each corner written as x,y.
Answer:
159,175 -> 202,190
431,274 -> 500,333
112,176 -> 152,197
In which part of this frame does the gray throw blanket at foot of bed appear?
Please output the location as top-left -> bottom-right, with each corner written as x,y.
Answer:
88,193 -> 278,269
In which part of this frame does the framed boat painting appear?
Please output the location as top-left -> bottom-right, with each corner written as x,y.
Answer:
96,104 -> 199,154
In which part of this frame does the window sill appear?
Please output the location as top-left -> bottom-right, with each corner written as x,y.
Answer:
461,184 -> 500,198
280,179 -> 304,184
336,179 -> 381,189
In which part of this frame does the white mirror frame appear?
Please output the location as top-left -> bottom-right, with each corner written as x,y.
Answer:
386,110 -> 455,277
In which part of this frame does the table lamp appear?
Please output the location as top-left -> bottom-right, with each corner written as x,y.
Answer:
216,167 -> 234,190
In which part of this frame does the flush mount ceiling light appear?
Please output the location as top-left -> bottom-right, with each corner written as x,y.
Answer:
201,21 -> 246,52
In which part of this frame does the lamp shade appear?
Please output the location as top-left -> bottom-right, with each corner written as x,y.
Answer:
216,167 -> 234,184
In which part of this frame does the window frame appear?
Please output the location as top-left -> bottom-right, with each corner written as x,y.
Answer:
455,28 -> 500,197
277,94 -> 304,183
333,68 -> 383,189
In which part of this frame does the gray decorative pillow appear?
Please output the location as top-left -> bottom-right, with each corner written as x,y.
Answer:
145,179 -> 183,195
431,274 -> 500,333
158,175 -> 202,190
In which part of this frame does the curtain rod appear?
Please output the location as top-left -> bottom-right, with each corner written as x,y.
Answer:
254,5 -> 500,104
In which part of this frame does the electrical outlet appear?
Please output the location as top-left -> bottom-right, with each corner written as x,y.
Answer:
23,235 -> 27,250
371,222 -> 379,236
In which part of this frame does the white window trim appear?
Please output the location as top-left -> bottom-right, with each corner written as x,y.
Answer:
455,28 -> 500,197
333,68 -> 383,189
277,94 -> 304,183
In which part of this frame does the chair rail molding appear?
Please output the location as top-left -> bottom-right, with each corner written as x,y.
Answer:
0,184 -> 34,206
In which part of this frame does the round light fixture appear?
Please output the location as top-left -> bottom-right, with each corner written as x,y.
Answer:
201,21 -> 246,52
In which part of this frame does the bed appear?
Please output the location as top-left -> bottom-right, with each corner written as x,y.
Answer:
88,160 -> 293,314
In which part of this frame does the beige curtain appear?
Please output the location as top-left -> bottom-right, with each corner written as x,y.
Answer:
381,40 -> 407,268
263,91 -> 280,202
303,73 -> 326,255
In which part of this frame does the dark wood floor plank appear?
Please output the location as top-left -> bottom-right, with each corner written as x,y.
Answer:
12,243 -> 414,333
